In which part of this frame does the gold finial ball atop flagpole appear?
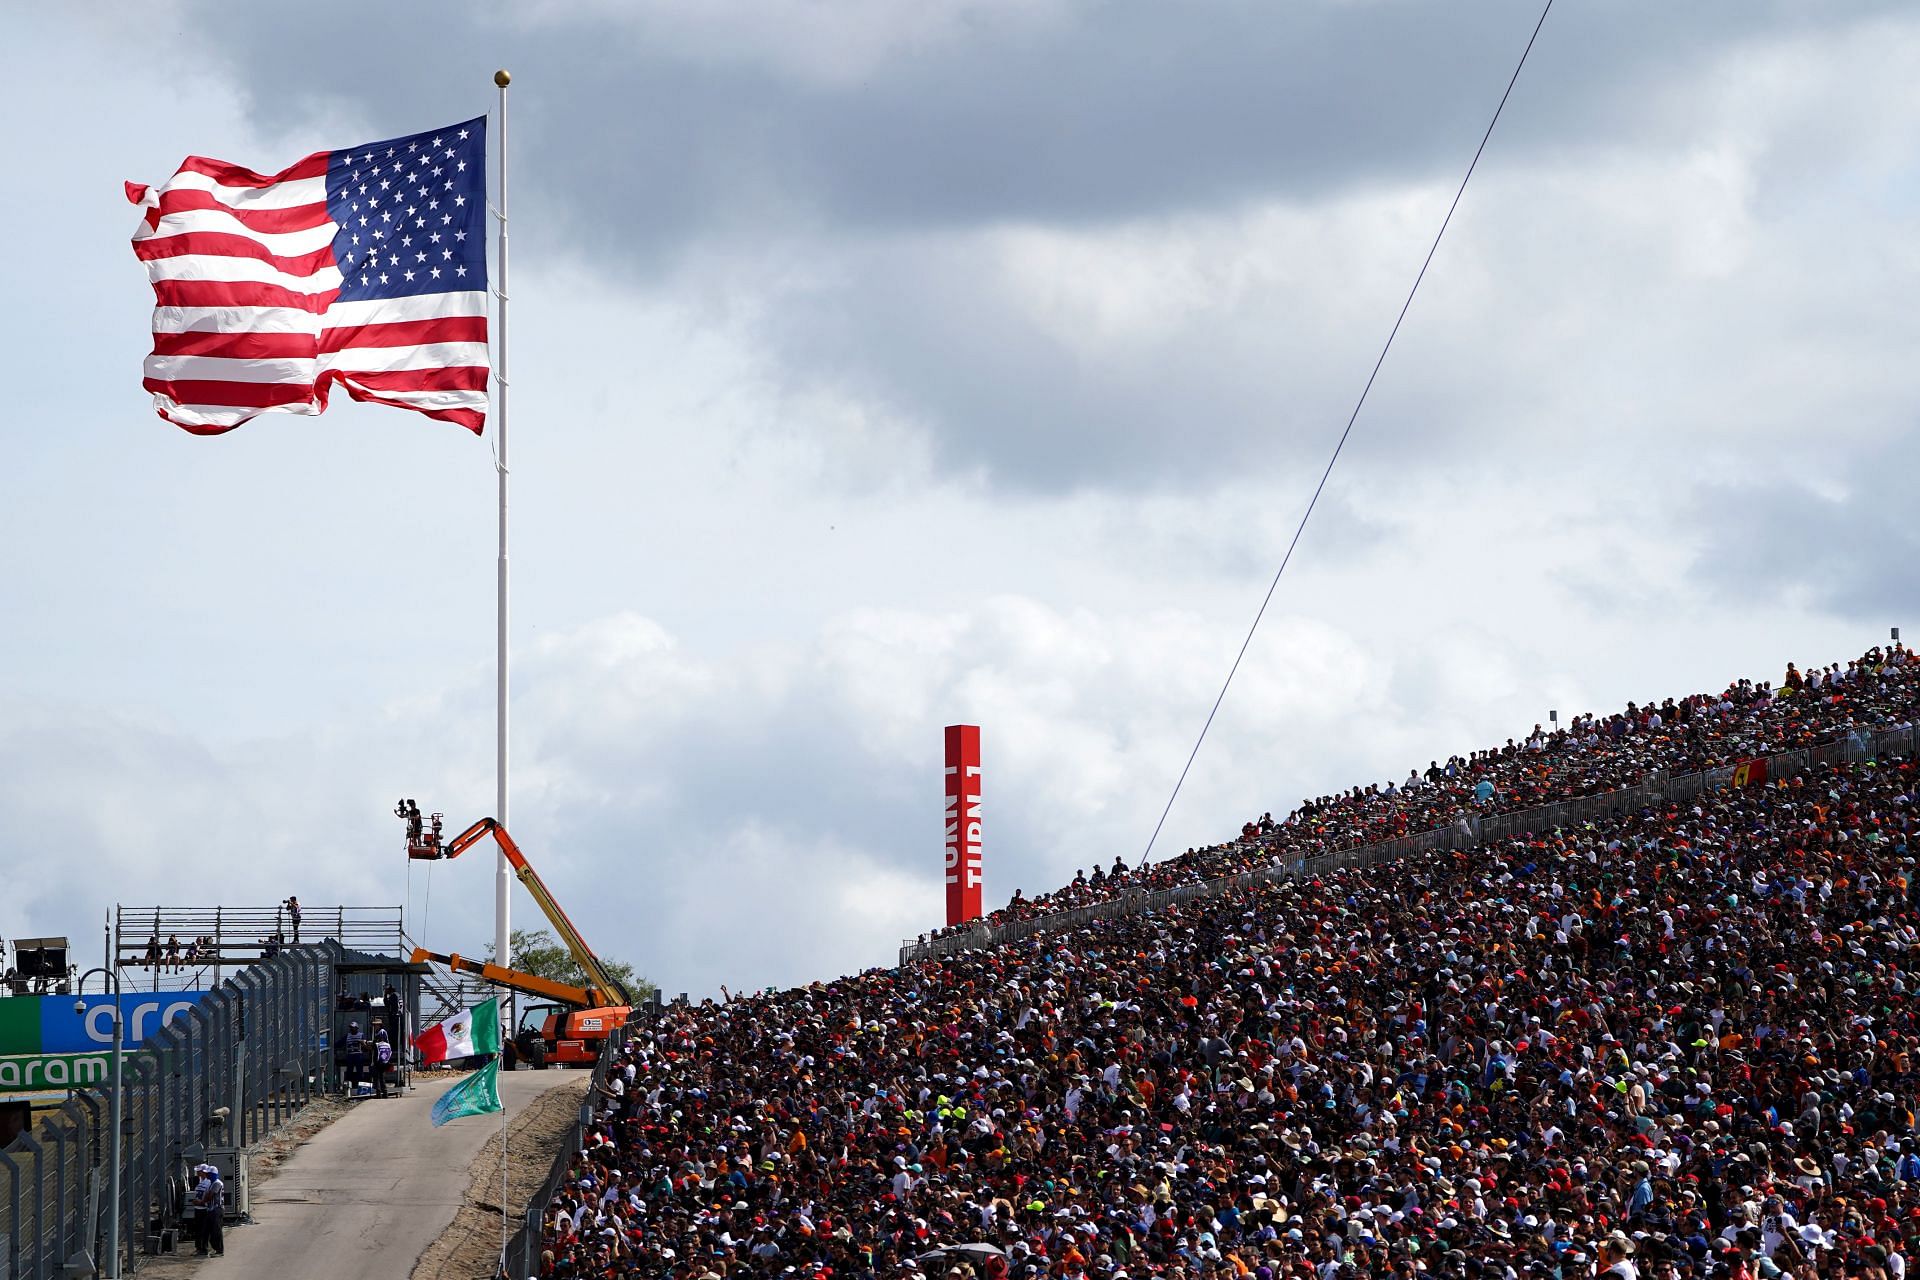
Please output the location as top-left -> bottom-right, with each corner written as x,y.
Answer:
494,69 -> 512,87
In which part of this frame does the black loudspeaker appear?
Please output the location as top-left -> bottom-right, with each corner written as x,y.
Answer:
15,937 -> 68,979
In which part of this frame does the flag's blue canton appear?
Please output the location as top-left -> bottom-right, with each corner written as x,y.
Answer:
326,116 -> 488,302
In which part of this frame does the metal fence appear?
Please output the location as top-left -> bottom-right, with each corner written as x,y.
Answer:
498,1022 -> 634,1280
0,940 -> 343,1280
900,723 -> 1918,966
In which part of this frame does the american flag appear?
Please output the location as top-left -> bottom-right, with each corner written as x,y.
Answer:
128,117 -> 490,435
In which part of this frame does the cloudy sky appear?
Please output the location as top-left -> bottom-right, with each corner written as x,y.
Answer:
3,1 -> 1917,998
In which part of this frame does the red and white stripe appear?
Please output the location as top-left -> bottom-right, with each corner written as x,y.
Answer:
129,153 -> 488,435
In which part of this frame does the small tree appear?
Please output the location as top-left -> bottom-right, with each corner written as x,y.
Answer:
485,928 -> 655,1003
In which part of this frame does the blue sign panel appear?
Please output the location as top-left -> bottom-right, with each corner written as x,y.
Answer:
37,992 -> 211,1054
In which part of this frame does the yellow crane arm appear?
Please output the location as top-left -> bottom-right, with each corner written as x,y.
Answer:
416,817 -> 632,1005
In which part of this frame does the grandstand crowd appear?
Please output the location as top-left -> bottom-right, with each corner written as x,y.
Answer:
534,646 -> 1920,1279
945,647 -> 1920,935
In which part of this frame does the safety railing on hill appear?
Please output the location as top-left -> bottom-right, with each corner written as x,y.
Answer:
497,1016 -> 641,1280
0,940 -> 344,1280
899,723 -> 1916,967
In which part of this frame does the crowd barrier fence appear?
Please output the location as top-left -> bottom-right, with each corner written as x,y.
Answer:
0,940 -> 343,1280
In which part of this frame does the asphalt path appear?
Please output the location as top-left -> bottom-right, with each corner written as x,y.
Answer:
190,1068 -> 581,1280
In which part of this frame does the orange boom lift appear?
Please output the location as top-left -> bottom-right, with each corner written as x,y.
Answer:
400,803 -> 631,1068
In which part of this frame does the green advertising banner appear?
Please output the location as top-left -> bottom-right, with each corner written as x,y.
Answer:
0,1052 -> 114,1094
0,1000 -> 39,1055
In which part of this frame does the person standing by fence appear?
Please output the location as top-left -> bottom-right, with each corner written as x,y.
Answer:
190,1163 -> 225,1256
382,982 -> 403,1054
370,1028 -> 392,1098
340,1020 -> 367,1095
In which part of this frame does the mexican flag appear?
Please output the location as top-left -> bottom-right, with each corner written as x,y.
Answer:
430,1058 -> 502,1127
413,999 -> 500,1065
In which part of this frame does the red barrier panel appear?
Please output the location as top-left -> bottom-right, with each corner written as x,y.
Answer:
944,725 -> 983,925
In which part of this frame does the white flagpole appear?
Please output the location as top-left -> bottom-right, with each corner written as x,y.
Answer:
500,1063 -> 511,1261
493,68 -> 513,985
493,71 -> 516,1271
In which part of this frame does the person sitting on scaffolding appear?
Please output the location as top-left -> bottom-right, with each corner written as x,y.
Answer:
165,933 -> 183,972
144,934 -> 161,970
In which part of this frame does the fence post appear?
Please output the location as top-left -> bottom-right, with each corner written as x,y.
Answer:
295,949 -> 318,1105
14,1132 -> 45,1280
233,972 -> 261,1147
65,1105 -> 98,1279
126,1054 -> 160,1266
207,993 -> 235,1154
184,1006 -> 213,1157
2,1141 -> 20,1280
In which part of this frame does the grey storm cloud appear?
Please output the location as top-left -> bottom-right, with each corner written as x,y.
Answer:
175,1 -> 1904,249
153,1 -> 1919,491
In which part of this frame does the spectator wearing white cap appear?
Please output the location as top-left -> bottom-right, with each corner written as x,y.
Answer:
190,1162 -> 225,1256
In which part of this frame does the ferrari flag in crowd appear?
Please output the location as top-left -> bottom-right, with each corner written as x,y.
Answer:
127,118 -> 490,435
413,998 -> 501,1065
430,1058 -> 503,1127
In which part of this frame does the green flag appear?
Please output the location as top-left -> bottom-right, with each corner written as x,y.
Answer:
430,1058 -> 502,1127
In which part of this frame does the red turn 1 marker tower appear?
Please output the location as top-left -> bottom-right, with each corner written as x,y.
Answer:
944,725 -> 983,925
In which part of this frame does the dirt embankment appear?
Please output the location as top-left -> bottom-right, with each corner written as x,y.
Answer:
410,1073 -> 590,1280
